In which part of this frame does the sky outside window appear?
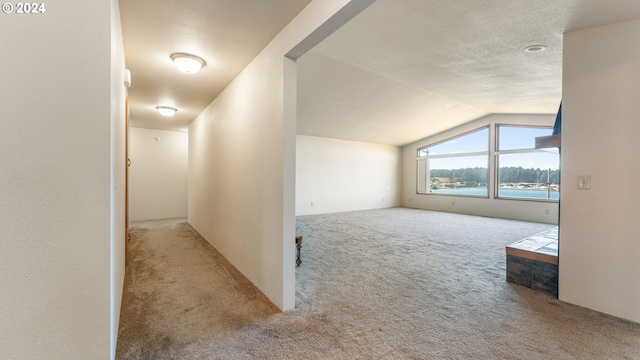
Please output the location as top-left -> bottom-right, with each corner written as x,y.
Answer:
418,126 -> 558,171
498,126 -> 553,151
498,126 -> 558,171
419,127 -> 488,156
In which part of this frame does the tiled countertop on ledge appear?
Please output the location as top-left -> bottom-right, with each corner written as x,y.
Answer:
506,227 -> 559,297
506,227 -> 558,265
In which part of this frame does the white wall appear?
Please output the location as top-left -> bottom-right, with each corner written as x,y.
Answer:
296,135 -> 400,215
110,1 -> 128,358
401,114 -> 559,224
0,0 -> 126,358
189,0 -> 376,310
130,127 -> 188,221
560,19 -> 640,323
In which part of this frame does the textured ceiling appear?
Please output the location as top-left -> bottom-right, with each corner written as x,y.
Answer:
297,0 -> 640,146
120,0 -> 312,131
120,0 -> 640,145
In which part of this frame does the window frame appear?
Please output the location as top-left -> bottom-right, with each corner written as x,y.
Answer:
494,124 -> 559,202
416,125 -> 490,198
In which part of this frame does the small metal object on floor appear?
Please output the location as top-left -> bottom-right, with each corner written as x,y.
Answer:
295,235 -> 303,267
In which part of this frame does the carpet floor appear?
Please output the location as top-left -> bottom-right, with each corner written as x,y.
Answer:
116,208 -> 640,359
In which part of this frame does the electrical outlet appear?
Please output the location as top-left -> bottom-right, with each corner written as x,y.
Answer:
577,175 -> 591,190
311,202 -> 314,207
451,201 -> 455,206
545,209 -> 550,215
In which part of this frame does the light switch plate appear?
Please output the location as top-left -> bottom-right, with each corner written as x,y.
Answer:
577,175 -> 591,190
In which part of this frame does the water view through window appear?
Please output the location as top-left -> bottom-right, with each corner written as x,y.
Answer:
417,125 -> 559,201
496,125 -> 559,200
417,127 -> 489,197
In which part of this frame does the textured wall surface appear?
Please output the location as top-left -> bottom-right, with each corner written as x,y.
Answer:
296,135 -> 401,216
0,0 -> 126,359
130,128 -> 188,221
560,19 -> 640,323
111,1 -> 128,357
188,0 -> 376,310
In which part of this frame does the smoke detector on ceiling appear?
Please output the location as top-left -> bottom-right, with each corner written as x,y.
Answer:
524,45 -> 547,53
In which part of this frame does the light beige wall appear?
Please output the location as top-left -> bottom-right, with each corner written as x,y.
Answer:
296,135 -> 401,215
560,19 -> 640,323
0,0 -> 126,358
130,127 -> 188,221
188,0 -> 376,310
401,114 -> 559,224
110,0 -> 127,357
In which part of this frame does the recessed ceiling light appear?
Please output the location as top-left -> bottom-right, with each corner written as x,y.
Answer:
524,45 -> 547,53
156,106 -> 178,117
170,53 -> 206,74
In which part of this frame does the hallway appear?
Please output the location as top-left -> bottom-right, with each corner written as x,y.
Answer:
116,218 -> 279,358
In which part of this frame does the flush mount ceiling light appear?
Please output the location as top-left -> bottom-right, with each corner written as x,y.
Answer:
156,106 -> 178,117
171,53 -> 206,74
524,45 -> 547,53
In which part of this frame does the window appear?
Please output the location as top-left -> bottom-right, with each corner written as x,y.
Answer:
417,127 -> 489,197
496,125 -> 559,201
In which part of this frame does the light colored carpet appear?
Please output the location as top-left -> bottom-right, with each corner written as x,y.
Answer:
116,208 -> 640,359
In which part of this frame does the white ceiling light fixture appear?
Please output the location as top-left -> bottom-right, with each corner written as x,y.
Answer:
156,106 -> 178,117
524,45 -> 547,53
171,53 -> 206,74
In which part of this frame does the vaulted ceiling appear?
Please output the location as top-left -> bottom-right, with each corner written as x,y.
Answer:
120,0 -> 640,146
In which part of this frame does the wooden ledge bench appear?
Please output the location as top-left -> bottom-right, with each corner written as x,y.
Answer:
506,227 -> 558,297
